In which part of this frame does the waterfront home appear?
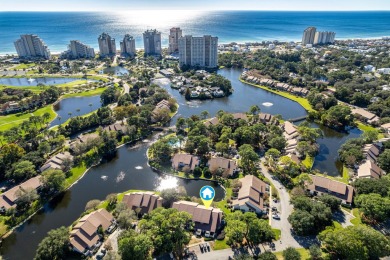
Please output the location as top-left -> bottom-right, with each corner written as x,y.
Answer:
258,113 -> 275,125
204,117 -> 220,127
70,209 -> 116,256
363,143 -> 381,162
103,123 -> 127,133
352,108 -> 380,125
232,175 -> 269,215
172,201 -> 223,236
159,69 -> 174,78
232,113 -> 248,121
207,157 -> 238,177
40,152 -> 73,172
0,101 -> 21,114
357,160 -> 384,179
306,175 -> 354,206
172,153 -> 200,171
151,99 -> 171,122
282,121 -> 300,154
0,176 -> 42,212
122,191 -> 162,214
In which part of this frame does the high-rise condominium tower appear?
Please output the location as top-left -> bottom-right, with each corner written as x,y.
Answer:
178,35 -> 218,68
14,34 -> 51,59
143,29 -> 161,56
302,27 -> 317,45
168,27 -> 182,54
120,34 -> 136,57
68,40 -> 95,59
98,33 -> 116,56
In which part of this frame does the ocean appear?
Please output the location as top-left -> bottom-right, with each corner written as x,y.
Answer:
1,11 -> 390,54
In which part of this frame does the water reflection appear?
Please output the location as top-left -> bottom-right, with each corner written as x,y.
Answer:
156,176 -> 179,191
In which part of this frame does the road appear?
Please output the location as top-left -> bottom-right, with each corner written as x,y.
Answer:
259,158 -> 303,251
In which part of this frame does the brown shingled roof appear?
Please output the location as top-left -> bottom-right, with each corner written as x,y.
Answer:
306,175 -> 354,204
122,192 -> 162,214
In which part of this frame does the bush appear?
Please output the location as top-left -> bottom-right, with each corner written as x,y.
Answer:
217,230 -> 226,240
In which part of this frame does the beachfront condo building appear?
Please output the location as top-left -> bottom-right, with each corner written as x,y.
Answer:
14,34 -> 51,59
314,31 -> 336,44
178,35 -> 218,68
98,33 -> 116,56
168,27 -> 182,54
302,27 -> 317,45
120,34 -> 136,57
67,40 -> 95,59
143,29 -> 162,56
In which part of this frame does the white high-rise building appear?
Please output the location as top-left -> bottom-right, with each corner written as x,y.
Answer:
302,27 -> 317,45
98,33 -> 116,56
143,29 -> 161,56
314,31 -> 336,45
120,34 -> 136,57
68,40 -> 95,59
14,34 -> 51,59
168,27 -> 182,54
178,35 -> 218,68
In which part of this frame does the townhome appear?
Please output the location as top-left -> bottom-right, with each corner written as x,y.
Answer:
172,153 -> 200,171
122,191 -> 163,214
40,152 -> 73,172
207,157 -> 238,177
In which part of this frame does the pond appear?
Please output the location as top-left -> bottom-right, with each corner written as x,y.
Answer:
102,66 -> 129,76
0,77 -> 88,86
50,95 -> 102,127
0,68 -> 360,259
311,123 -> 362,176
0,142 -> 224,259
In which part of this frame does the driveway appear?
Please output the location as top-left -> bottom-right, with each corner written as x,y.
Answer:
260,158 -> 316,251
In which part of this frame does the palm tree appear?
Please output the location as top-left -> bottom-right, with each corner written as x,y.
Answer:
42,112 -> 51,124
57,116 -> 62,125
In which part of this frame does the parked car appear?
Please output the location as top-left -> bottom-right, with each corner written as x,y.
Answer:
273,214 -> 280,220
205,231 -> 211,238
272,206 -> 277,212
195,229 -> 202,237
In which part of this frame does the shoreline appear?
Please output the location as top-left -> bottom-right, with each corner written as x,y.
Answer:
1,36 -> 390,56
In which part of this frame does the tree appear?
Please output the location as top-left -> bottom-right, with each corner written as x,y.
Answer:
160,188 -> 181,208
378,150 -> 390,173
40,169 -> 66,192
352,178 -> 390,197
269,136 -> 287,151
138,208 -> 193,258
117,209 -> 137,229
216,142 -> 229,156
321,105 -> 353,129
200,110 -> 210,119
149,139 -> 172,163
317,194 -> 341,212
118,229 -> 153,260
282,247 -> 301,260
16,187 -> 39,210
258,251 -> 277,260
249,105 -> 261,115
34,226 -> 70,260
0,143 -> 25,167
288,210 -> 316,236
355,193 -> 390,222
85,199 -> 101,211
101,87 -> 120,106
238,144 -> 259,175
308,245 -> 322,260
319,225 -> 390,260
8,160 -> 36,181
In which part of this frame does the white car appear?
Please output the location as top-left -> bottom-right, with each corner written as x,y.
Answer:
205,231 -> 211,238
196,229 -> 202,237
273,214 -> 280,220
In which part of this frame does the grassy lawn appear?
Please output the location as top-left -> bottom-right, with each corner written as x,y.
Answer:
0,104 -> 56,132
0,218 -> 9,236
272,228 -> 281,240
351,208 -> 362,225
215,187 -> 233,216
13,63 -> 36,70
212,238 -> 230,250
302,156 -> 314,170
61,87 -> 106,98
65,164 -> 88,188
57,80 -> 90,88
356,121 -> 385,139
275,248 -> 310,260
342,165 -> 350,183
240,79 -> 314,112
0,85 -> 44,93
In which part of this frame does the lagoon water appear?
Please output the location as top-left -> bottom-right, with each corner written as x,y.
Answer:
0,77 -> 86,86
1,11 -> 390,54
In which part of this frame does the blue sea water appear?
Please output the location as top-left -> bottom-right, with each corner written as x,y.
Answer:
0,11 -> 390,54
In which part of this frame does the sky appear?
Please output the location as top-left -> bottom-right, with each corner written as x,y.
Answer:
1,0 -> 390,11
